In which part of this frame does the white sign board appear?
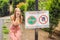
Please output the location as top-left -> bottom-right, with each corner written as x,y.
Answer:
25,11 -> 49,29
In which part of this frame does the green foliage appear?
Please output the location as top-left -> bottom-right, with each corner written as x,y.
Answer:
0,0 -> 9,17
17,2 -> 26,12
27,0 -> 35,11
20,0 -> 25,2
13,0 -> 25,8
20,5 -> 26,11
3,25 -> 7,28
3,25 -> 9,34
38,0 -> 53,10
20,5 -> 25,20
50,0 -> 60,21
49,0 -> 60,27
13,0 -> 20,8
3,28 -> 9,34
49,0 -> 60,36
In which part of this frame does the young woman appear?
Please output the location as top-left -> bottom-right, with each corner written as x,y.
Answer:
9,8 -> 23,40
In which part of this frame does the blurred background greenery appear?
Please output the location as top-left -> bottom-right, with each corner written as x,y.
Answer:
0,0 -> 9,17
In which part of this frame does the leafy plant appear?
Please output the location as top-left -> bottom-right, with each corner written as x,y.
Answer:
2,25 -> 9,34
38,0 -> 53,10
16,2 -> 26,11
27,0 -> 35,11
0,0 -> 9,17
13,0 -> 25,8
49,0 -> 60,37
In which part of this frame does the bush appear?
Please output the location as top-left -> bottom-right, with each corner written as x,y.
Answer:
3,28 -> 9,34
13,0 -> 25,8
3,25 -> 7,28
16,2 -> 26,11
49,0 -> 60,37
19,0 -> 25,2
2,25 -> 9,34
0,0 -> 9,17
27,0 -> 35,11
38,0 -> 53,10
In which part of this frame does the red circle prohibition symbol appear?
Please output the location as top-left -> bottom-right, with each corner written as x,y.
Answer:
39,15 -> 48,24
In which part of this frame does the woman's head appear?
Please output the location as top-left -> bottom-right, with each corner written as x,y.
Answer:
14,8 -> 21,18
14,8 -> 21,22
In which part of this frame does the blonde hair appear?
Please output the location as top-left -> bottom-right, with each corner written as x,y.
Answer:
14,8 -> 22,23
